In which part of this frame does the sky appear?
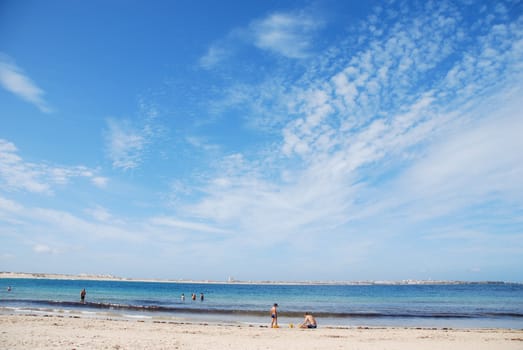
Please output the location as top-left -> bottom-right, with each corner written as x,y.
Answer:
0,0 -> 522,282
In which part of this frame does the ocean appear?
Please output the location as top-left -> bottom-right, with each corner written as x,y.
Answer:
1,278 -> 522,329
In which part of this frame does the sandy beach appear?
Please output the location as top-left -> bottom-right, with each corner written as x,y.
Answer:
1,314 -> 522,350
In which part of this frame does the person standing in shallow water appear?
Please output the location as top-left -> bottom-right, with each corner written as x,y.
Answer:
80,288 -> 86,303
270,303 -> 278,328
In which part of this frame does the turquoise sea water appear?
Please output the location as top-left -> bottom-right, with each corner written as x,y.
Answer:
1,278 -> 522,329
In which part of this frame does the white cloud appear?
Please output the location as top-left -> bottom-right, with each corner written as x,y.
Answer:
150,216 -> 231,234
199,45 -> 230,69
84,205 -> 113,222
30,206 -> 142,242
0,195 -> 24,226
0,54 -> 51,113
397,92 -> 523,217
91,176 -> 108,188
0,196 -> 23,213
185,136 -> 221,153
104,105 -> 165,171
249,12 -> 323,59
3,2 -> 522,280
0,138 -> 106,194
182,1 -> 523,262
0,139 -> 50,193
105,119 -> 146,170
199,10 -> 324,68
33,244 -> 57,254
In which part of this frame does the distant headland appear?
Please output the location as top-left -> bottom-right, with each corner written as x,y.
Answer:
0,271 -> 518,285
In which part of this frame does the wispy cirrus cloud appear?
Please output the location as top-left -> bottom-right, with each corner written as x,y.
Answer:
0,139 -> 107,194
0,197 -> 145,262
3,1 -> 521,280
0,194 -> 235,274
199,45 -> 231,70
150,216 -> 231,234
105,118 -> 147,170
105,101 -> 165,170
180,1 -> 523,276
33,243 -> 59,254
0,54 -> 51,113
84,205 -> 114,223
393,93 -> 523,219
249,12 -> 324,59
199,10 -> 324,69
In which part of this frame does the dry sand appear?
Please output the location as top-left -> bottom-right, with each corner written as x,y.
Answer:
1,314 -> 523,349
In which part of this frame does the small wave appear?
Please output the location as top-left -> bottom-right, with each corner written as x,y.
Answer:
80,310 -> 97,315
2,299 -> 522,319
122,314 -> 152,319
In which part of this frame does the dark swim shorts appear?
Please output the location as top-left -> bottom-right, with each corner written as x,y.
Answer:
307,324 -> 317,329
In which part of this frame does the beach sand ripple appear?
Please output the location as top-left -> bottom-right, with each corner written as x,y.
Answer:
2,314 -> 523,349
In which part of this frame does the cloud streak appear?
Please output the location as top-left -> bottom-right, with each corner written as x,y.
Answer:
199,10 -> 324,69
0,139 -> 107,194
182,1 -> 523,276
105,119 -> 147,170
199,45 -> 231,70
2,1 -> 522,281
105,102 -> 165,170
249,12 -> 324,59
0,54 -> 51,113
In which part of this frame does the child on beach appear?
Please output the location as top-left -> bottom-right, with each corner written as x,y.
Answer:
270,303 -> 278,328
299,312 -> 317,329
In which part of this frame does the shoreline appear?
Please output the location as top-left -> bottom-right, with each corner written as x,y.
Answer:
1,271 -> 520,286
2,313 -> 523,349
3,273 -> 522,330
2,305 -> 521,331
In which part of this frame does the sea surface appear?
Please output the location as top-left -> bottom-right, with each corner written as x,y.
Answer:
1,278 -> 522,329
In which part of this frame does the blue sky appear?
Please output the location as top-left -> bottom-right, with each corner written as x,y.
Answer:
1,0 -> 522,282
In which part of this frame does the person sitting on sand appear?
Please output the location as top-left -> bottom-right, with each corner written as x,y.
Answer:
299,312 -> 317,329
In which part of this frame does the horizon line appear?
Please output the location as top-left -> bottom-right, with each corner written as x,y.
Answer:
1,272 -> 521,286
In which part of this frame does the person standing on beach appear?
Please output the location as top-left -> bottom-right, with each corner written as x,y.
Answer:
192,293 -> 196,301
80,288 -> 86,303
270,303 -> 278,328
181,293 -> 185,302
200,293 -> 204,301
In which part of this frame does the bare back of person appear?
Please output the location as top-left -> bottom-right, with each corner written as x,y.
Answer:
300,313 -> 317,329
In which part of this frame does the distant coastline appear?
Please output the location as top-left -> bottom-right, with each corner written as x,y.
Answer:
0,271 -> 519,286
